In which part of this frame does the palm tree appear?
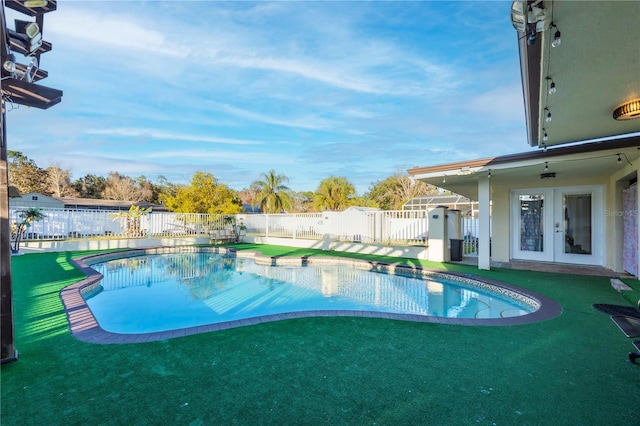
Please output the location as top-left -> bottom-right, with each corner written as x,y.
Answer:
251,170 -> 293,214
314,176 -> 355,211
12,208 -> 45,253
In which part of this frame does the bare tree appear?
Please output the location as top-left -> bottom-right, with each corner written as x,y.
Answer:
102,172 -> 144,202
367,173 -> 438,210
47,164 -> 79,197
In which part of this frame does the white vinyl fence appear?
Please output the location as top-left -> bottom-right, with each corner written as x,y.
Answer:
10,207 -> 481,254
8,208 -> 225,241
241,210 -> 430,246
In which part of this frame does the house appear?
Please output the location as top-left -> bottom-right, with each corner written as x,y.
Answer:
409,1 -> 640,275
10,192 -> 65,209
10,193 -> 166,211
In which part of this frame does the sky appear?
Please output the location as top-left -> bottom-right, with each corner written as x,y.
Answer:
5,0 -> 531,194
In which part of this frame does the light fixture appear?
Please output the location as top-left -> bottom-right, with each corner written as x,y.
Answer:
510,0 -> 527,31
8,20 -> 42,54
546,77 -> 556,95
613,99 -> 640,121
545,108 -> 552,122
442,176 -> 446,184
618,154 -> 622,164
550,23 -> 561,47
544,162 -> 549,171
487,170 -> 492,179
542,129 -> 549,142
542,143 -> 547,152
23,0 -> 49,6
2,53 -> 17,73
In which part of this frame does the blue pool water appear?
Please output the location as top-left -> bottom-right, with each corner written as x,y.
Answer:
86,253 -> 534,333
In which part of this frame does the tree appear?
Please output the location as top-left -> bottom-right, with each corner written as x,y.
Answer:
154,175 -> 178,206
102,172 -> 145,202
314,176 -> 356,211
11,208 -> 45,253
134,175 -> 156,203
72,174 -> 106,198
109,205 -> 152,237
164,171 -> 243,214
8,151 -> 50,195
47,164 -> 79,197
290,191 -> 316,212
367,173 -> 437,210
251,170 -> 293,213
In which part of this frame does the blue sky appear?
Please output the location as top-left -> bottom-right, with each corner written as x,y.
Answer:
5,1 -> 530,194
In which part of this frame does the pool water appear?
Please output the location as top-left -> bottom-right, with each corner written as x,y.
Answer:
86,253 -> 534,333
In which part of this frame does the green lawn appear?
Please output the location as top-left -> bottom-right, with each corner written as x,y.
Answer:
2,244 -> 639,425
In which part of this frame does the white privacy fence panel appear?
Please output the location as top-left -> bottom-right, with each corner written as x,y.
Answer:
244,210 -> 428,245
239,213 -> 324,240
8,208 -> 229,240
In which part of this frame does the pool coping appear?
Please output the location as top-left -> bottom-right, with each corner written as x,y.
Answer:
61,246 -> 563,344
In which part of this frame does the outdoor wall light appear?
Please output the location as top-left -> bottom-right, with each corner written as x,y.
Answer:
546,77 -> 556,95
550,23 -> 561,47
545,108 -> 552,122
613,99 -> 640,121
544,161 -> 549,171
618,154 -> 622,164
542,129 -> 549,142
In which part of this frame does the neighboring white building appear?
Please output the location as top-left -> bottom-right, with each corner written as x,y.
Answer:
10,193 -> 64,209
9,193 -> 166,211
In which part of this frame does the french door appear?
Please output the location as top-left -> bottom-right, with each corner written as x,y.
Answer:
511,186 -> 604,265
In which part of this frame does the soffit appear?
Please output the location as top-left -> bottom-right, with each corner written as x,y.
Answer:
535,0 -> 640,147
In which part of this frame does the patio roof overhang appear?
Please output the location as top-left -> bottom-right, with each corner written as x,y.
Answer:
518,0 -> 640,148
408,135 -> 640,199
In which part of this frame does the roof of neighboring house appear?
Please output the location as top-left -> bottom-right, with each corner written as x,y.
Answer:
242,204 -> 262,213
58,197 -> 166,211
343,206 -> 380,212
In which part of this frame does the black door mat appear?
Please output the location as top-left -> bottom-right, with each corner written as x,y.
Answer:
593,304 -> 640,319
611,315 -> 640,338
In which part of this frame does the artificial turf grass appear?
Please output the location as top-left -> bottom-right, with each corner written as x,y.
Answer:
2,248 -> 640,425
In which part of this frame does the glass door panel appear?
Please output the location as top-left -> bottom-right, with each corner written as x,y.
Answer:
563,194 -> 592,255
519,195 -> 544,252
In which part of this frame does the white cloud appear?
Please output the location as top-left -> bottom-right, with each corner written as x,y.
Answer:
85,128 -> 263,146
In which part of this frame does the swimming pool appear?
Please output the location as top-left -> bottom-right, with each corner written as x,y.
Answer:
61,247 -> 561,343
82,249 -> 538,334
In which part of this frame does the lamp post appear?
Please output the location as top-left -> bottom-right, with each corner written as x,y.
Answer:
1,0 -> 61,364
